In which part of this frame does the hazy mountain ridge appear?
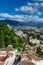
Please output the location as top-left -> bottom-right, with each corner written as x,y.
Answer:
0,20 -> 43,28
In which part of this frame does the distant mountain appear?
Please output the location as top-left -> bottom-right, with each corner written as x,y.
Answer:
0,20 -> 43,28
0,20 -> 30,26
0,20 -> 21,26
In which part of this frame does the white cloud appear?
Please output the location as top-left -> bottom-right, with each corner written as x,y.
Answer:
0,13 -> 13,18
34,2 -> 40,8
27,2 -> 40,7
34,0 -> 43,1
40,3 -> 43,7
0,13 -> 43,22
15,6 -> 38,14
11,15 -> 43,22
0,13 -> 24,22
37,12 -> 41,16
15,8 -> 19,11
27,3 -> 33,6
15,2 -> 42,15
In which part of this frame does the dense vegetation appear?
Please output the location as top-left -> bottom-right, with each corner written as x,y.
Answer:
36,46 -> 43,57
0,22 -> 24,50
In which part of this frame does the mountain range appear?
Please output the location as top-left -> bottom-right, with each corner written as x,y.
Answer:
0,20 -> 43,28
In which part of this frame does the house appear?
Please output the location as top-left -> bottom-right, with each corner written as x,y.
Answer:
15,30 -> 23,37
34,29 -> 40,34
0,45 -> 17,65
0,45 -> 17,51
0,51 -> 7,61
25,45 -> 33,53
29,37 -> 40,45
40,35 -> 43,40
21,54 -> 29,62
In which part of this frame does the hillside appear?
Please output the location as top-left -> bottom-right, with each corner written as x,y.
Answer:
0,22 -> 24,50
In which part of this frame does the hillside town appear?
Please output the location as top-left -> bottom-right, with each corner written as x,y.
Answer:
0,0 -> 43,65
0,24 -> 43,65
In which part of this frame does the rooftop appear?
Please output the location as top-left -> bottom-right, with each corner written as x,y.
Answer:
0,45 -> 16,51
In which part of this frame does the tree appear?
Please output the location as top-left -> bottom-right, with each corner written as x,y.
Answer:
4,35 -> 11,47
0,30 -> 5,48
0,22 -> 24,50
36,46 -> 41,56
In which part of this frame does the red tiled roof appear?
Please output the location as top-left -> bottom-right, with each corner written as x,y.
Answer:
22,55 -> 28,58
0,56 -> 6,61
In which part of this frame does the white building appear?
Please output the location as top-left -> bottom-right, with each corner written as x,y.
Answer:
0,45 -> 17,65
32,59 -> 43,65
15,30 -> 23,37
29,37 -> 40,45
15,30 -> 27,37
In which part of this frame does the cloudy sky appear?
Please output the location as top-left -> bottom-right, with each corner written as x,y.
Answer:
0,0 -> 43,22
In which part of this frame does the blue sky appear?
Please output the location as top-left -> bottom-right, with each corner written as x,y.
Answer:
0,0 -> 43,22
